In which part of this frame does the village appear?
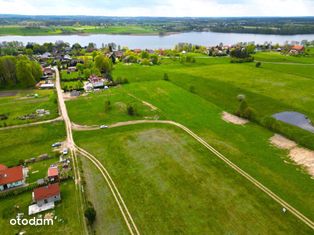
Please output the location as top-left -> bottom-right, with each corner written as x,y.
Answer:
0,140 -> 71,219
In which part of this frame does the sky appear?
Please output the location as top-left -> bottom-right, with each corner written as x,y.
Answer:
0,0 -> 314,17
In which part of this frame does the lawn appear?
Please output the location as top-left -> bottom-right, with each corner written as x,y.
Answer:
0,122 -> 66,167
71,80 -> 314,221
0,89 -> 58,127
66,87 -> 163,125
74,124 -> 313,234
60,71 -> 82,81
0,181 -> 84,235
61,81 -> 84,91
254,51 -> 314,64
26,157 -> 59,183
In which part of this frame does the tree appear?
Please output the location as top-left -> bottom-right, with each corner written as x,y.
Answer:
84,207 -> 96,225
150,54 -> 159,64
16,59 -> 36,87
94,54 -> 113,74
141,51 -> 149,59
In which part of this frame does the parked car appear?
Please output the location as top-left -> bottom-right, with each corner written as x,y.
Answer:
100,125 -> 108,129
52,142 -> 61,147
62,148 -> 68,155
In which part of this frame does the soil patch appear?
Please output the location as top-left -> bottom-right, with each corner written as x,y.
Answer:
270,134 -> 297,150
222,112 -> 248,125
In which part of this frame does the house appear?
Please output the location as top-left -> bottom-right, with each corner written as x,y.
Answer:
67,66 -> 77,73
32,183 -> 61,207
88,75 -> 105,88
40,83 -> 55,89
48,167 -> 59,182
290,45 -> 305,55
38,52 -> 52,60
0,165 -> 26,191
42,67 -> 54,76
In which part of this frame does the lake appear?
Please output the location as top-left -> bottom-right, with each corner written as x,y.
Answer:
1,32 -> 314,49
273,111 -> 314,133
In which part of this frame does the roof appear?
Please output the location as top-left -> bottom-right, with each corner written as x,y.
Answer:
33,183 -> 60,201
291,45 -> 305,51
0,164 -> 7,171
0,166 -> 24,185
48,167 -> 59,177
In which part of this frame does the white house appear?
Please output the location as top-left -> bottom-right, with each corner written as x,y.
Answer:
32,183 -> 61,207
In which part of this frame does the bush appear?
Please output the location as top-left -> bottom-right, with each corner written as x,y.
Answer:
127,105 -> 136,116
163,73 -> 169,81
256,62 -> 262,68
84,206 -> 96,225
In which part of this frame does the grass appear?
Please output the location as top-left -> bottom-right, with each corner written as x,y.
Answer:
254,51 -> 314,64
66,88 -> 163,125
0,122 -> 66,167
26,157 -> 59,183
61,81 -> 83,91
0,89 -> 58,127
71,80 -> 314,221
60,71 -> 82,81
74,124 -> 313,234
79,156 -> 129,234
0,181 -> 84,235
0,25 -> 158,36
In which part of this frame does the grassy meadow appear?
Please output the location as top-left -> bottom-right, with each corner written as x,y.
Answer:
0,25 -> 157,36
0,122 -> 66,166
74,124 -> 313,234
70,80 -> 314,221
66,88 -> 163,125
0,89 -> 58,127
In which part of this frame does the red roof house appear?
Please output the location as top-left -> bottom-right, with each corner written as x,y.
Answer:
0,166 -> 25,191
33,183 -> 61,206
48,167 -> 59,182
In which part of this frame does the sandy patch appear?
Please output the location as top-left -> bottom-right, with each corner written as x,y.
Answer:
270,134 -> 297,150
289,147 -> 314,177
222,112 -> 248,125
270,134 -> 314,177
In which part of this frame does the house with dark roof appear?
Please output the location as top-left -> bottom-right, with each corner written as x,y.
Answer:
32,183 -> 61,207
0,165 -> 26,191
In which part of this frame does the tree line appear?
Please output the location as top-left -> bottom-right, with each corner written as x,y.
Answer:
0,56 -> 42,88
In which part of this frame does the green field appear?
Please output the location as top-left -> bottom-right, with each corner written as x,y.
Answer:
0,181 -> 83,235
60,71 -> 82,81
0,122 -> 65,166
66,88 -> 163,125
0,89 -> 58,127
0,25 -> 157,36
70,80 -> 314,222
75,124 -> 313,234
254,51 -> 314,64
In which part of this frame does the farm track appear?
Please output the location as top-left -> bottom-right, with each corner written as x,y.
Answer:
72,119 -> 314,230
0,116 -> 62,131
55,68 -> 139,235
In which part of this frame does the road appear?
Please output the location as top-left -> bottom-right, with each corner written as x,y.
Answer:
54,67 -> 140,235
72,119 -> 314,230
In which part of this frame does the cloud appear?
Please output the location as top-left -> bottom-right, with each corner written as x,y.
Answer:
0,0 -> 313,16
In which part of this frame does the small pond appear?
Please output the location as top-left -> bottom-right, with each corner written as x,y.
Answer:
272,111 -> 314,133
